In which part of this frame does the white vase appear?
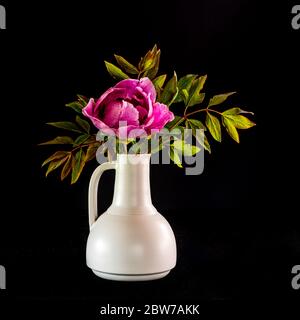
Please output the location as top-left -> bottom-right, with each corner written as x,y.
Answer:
86,154 -> 177,281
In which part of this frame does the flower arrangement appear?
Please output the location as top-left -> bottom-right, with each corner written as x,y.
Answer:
40,45 -> 255,183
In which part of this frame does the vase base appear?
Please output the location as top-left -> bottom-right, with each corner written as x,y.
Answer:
91,269 -> 171,281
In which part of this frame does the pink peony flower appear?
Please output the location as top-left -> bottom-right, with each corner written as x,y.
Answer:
82,77 -> 174,137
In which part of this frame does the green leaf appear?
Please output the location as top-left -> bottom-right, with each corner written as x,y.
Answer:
169,147 -> 183,168
203,134 -> 211,153
61,154 -> 73,181
139,44 -> 158,71
206,113 -> 222,142
222,107 -> 254,116
222,114 -> 256,129
178,74 -> 197,91
181,89 -> 189,105
45,156 -> 68,177
187,75 -> 207,107
222,117 -> 240,143
159,72 -> 178,106
71,148 -> 86,184
76,116 -> 90,133
191,129 -> 211,153
173,74 -> 197,103
173,140 -> 200,156
42,151 -> 69,167
65,101 -> 83,113
39,136 -> 74,145
186,118 -> 206,131
85,142 -> 100,162
153,74 -> 166,100
208,92 -> 236,108
187,120 -> 211,153
165,115 -> 184,129
104,61 -> 129,80
114,54 -> 139,74
73,134 -> 90,146
143,49 -> 161,79
153,74 -> 167,89
77,94 -> 89,107
83,135 -> 98,144
46,121 -> 82,133
187,144 -> 201,156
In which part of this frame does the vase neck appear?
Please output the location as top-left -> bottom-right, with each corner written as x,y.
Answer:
111,154 -> 153,213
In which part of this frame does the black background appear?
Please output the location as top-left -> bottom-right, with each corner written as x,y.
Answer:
0,0 -> 299,318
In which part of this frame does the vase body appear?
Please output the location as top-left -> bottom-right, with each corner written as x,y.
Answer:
86,154 -> 177,281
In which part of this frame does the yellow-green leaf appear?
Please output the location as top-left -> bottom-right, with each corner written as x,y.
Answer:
181,89 -> 189,105
192,130 -> 211,153
71,149 -> 86,184
173,140 -> 200,156
223,114 -> 256,129
222,117 -> 240,143
104,61 -> 129,80
77,94 -> 88,106
143,49 -> 161,79
85,142 -> 100,162
173,74 -> 197,103
60,154 -> 73,181
42,151 -> 69,167
45,156 -> 68,177
73,134 -> 90,146
114,54 -> 139,74
186,118 -> 206,131
169,147 -> 183,168
153,74 -> 167,89
187,75 -> 207,107
65,101 -> 83,113
153,74 -> 166,99
206,113 -> 222,142
165,115 -> 184,129
203,134 -> 211,153
46,121 -> 82,133
208,92 -> 236,108
39,136 -> 74,145
222,107 -> 254,116
159,72 -> 178,106
138,44 -> 158,71
76,116 -> 90,133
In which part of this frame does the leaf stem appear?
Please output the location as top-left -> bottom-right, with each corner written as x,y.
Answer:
71,141 -> 98,153
170,108 -> 222,130
169,117 -> 185,130
186,108 -> 222,118
183,105 -> 189,117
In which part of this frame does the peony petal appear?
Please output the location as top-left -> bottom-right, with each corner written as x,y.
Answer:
82,98 -> 111,130
114,79 -> 140,99
144,102 -> 174,132
119,100 -> 139,126
82,98 -> 95,115
139,77 -> 156,102
142,94 -> 155,126
147,93 -> 153,117
102,100 -> 122,128
135,105 -> 148,122
95,87 -> 125,111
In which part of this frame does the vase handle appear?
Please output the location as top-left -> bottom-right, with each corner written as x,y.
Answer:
88,161 -> 116,230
